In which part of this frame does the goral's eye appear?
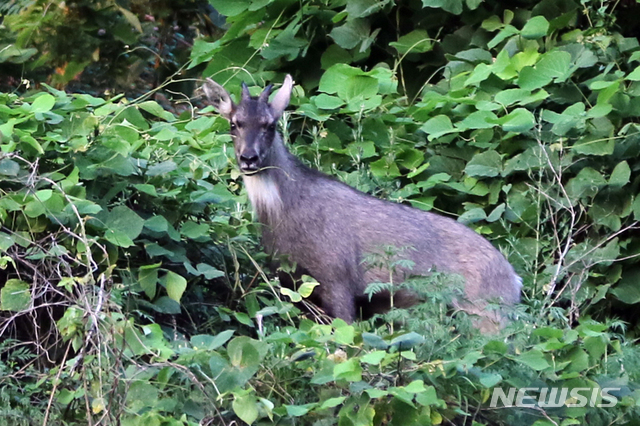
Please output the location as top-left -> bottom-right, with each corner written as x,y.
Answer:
268,123 -> 276,131
231,121 -> 243,131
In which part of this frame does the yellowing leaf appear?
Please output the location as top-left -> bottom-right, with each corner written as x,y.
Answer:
164,271 -> 186,303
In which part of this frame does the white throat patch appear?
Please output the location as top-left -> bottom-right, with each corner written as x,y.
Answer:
243,174 -> 283,220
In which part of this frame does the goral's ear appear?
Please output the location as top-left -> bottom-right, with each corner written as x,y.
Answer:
202,78 -> 234,118
270,75 -> 293,119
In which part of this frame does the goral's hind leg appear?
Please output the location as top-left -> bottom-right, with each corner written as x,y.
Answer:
315,281 -> 356,323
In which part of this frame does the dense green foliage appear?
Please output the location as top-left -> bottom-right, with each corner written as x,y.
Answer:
2,0 -> 640,425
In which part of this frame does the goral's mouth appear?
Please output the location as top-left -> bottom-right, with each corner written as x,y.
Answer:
240,164 -> 261,174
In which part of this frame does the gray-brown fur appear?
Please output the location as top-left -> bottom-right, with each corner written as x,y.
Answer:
202,75 -> 522,330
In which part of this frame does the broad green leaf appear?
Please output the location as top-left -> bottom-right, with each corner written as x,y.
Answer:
611,268 -> 640,304
298,280 -> 319,298
370,156 -> 401,179
389,30 -> 432,54
457,110 -> 498,130
209,0 -> 250,16
422,0 -> 463,15
362,332 -> 389,349
329,19 -> 371,50
482,15 -> 503,32
537,50 -> 572,81
458,207 -> 487,224
280,287 -> 302,302
479,372 -> 502,387
133,184 -> 158,197
191,329 -> 234,350
405,380 -> 427,393
453,48 -> 492,63
106,206 -> 144,240
465,150 -> 502,177
366,388 -> 389,398
112,125 -> 138,147
334,324 -> 355,345
542,102 -> 586,136
626,65 -> 640,81
498,108 -> 535,132
0,159 -> 20,176
486,203 -> 506,222
421,115 -> 457,140
69,198 -> 102,215
589,201 -> 622,231
153,296 -> 181,314
633,196 -> 640,220
117,6 -> 142,32
16,130 -> 44,154
341,75 -> 378,101
314,94 -> 344,109
389,332 -> 425,349
104,229 -> 135,247
567,348 -> 589,373
234,311 -> 252,326
534,327 -> 564,339
0,233 -> 15,251
144,215 -> 169,233
320,45 -> 353,69
517,66 -> 553,90
369,66 -> 396,94
30,94 -> 56,113
494,89 -> 531,106
138,101 -> 176,122
415,386 -> 439,407
320,397 -> 346,409
464,63 -> 492,86
347,141 -> 377,159
233,394 -> 259,425
0,44 -> 37,63
262,30 -> 307,61
1,279 -> 30,311
565,168 -> 607,201
514,349 -> 550,371
139,267 -> 158,299
180,221 -> 210,239
590,79 -> 619,91
24,198 -> 46,218
521,16 -> 549,39
164,271 -> 187,303
518,50 -> 571,90
346,0 -> 386,18
361,350 -> 387,365
196,263 -> 225,279
319,64 -> 365,94
333,358 -> 362,382
587,102 -> 613,118
484,340 -> 508,354
572,136 -> 615,156
488,25 -> 519,49
609,161 -> 630,188
146,160 -> 177,176
284,403 -> 316,417
227,336 -> 268,369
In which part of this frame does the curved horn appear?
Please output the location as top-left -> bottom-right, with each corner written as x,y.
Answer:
259,84 -> 273,102
271,75 -> 294,119
241,82 -> 251,101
